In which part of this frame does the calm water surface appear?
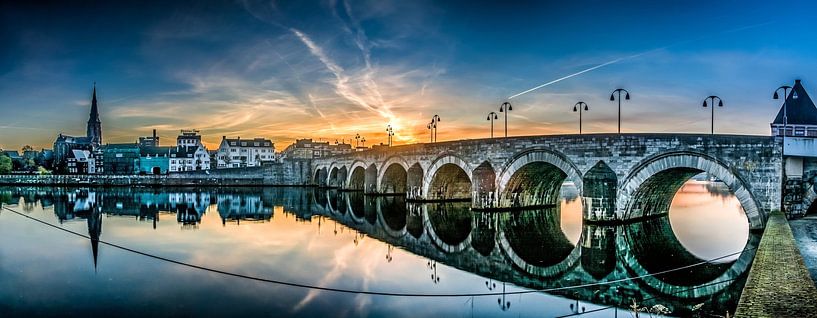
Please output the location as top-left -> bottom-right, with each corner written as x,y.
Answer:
0,181 -> 754,317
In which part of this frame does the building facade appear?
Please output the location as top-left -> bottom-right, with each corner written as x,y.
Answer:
281,139 -> 352,159
102,143 -> 140,175
216,137 -> 275,168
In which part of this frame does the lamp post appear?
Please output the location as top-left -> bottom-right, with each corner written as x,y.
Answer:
499,102 -> 512,138
386,125 -> 394,146
701,95 -> 724,135
573,102 -> 589,134
487,111 -> 498,138
426,122 -> 433,143
609,88 -> 630,134
774,85 -> 798,217
430,115 -> 441,143
774,85 -> 796,139
361,137 -> 366,148
355,134 -> 360,148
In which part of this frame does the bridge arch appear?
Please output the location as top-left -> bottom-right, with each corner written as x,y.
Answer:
423,155 -> 473,200
313,167 -> 329,187
377,196 -> 408,238
424,203 -> 473,253
497,208 -> 581,278
378,156 -> 409,194
619,216 -> 758,299
328,164 -> 348,188
496,149 -> 583,208
619,151 -> 764,229
346,161 -> 368,191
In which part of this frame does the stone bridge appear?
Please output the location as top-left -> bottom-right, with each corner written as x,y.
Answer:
313,134 -> 782,229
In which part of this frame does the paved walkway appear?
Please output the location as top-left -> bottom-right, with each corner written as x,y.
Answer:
735,211 -> 817,317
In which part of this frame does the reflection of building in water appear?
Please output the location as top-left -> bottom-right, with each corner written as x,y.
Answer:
216,194 -> 273,225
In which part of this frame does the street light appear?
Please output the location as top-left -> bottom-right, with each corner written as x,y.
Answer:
431,115 -> 441,143
499,102 -> 512,138
701,95 -> 724,135
426,122 -> 433,143
774,84 -> 798,217
774,85 -> 798,138
385,125 -> 394,146
361,137 -> 366,148
609,88 -> 630,134
355,133 -> 360,148
486,111 -> 498,138
573,102 -> 589,135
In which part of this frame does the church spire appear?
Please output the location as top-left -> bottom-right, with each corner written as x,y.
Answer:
89,82 -> 99,122
86,82 -> 102,144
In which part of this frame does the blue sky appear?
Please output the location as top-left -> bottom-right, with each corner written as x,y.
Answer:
1,0 -> 816,149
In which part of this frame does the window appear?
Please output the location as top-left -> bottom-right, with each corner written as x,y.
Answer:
230,149 -> 236,152
254,142 -> 259,146
230,142 -> 236,146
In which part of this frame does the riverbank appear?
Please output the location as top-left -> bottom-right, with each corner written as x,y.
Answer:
735,211 -> 817,317
0,160 -> 313,186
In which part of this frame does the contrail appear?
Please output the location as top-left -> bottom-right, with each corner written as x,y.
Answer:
507,21 -> 774,100
508,57 -> 624,99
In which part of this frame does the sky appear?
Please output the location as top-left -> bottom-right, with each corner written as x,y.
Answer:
2,0 -> 817,150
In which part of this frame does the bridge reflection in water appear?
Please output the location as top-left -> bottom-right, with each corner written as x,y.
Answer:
0,181 -> 756,317
313,186 -> 757,316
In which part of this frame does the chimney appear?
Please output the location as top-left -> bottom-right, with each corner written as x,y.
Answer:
796,79 -> 802,84
222,136 -> 226,140
152,129 -> 157,140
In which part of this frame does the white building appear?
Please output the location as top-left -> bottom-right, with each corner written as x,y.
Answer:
66,149 -> 96,174
216,136 -> 275,168
169,130 -> 210,171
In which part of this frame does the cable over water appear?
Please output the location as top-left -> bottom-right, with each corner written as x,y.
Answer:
1,205 -> 755,298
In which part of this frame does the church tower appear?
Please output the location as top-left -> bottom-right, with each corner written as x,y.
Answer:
86,83 -> 103,145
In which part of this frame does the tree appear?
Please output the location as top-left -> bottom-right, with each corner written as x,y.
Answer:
0,155 -> 11,174
21,145 -> 34,152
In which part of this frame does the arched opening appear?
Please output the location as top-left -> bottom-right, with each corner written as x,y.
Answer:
314,167 -> 328,187
500,162 -> 567,208
583,161 -> 617,221
379,196 -> 407,231
627,168 -> 700,219
620,153 -> 763,229
348,166 -> 365,191
364,164 -> 378,194
407,163 -> 424,199
313,188 -> 328,209
622,216 -> 756,287
426,202 -> 473,250
380,163 -> 407,194
473,161 -> 497,208
348,192 -> 365,219
328,166 -> 346,188
331,190 -> 346,215
501,208 -> 577,270
428,163 -> 472,200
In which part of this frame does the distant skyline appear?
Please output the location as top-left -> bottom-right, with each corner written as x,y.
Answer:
2,0 -> 817,150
